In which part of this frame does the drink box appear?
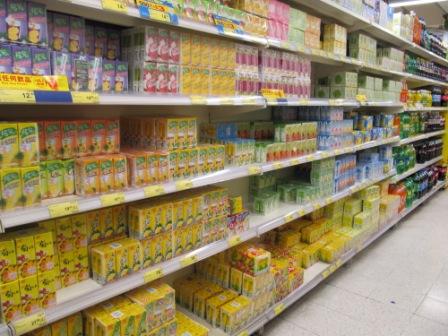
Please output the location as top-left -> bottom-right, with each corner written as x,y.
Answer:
45,160 -> 63,198
11,45 -> 31,74
61,120 -> 77,159
75,158 -> 100,195
68,16 -> 85,54
31,47 -> 51,75
62,159 -> 74,195
76,119 -> 91,157
52,13 -> 69,51
0,123 -> 19,168
20,166 -> 40,207
27,1 -> 47,46
102,59 -> 115,92
44,120 -> 61,160
1,168 -> 21,210
6,0 -> 27,43
0,44 -> 12,73
0,280 -> 21,322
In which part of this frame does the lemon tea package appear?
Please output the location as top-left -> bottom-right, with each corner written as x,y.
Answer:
45,160 -> 63,198
1,168 -> 22,210
0,123 -> 19,168
0,238 -> 17,284
75,157 -> 99,195
18,122 -> 39,166
0,280 -> 22,322
20,166 -> 41,207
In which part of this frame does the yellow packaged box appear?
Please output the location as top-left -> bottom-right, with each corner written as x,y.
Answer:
34,229 -> 55,273
230,267 -> 243,294
91,244 -> 117,284
100,208 -> 115,239
206,290 -> 238,327
15,231 -> 36,278
38,270 -> 56,309
99,156 -> 114,193
86,210 -> 102,243
220,295 -> 252,333
109,241 -> 130,279
18,122 -> 39,166
20,166 -> 41,207
19,275 -> 40,315
55,217 -> 73,253
193,283 -> 223,319
0,238 -> 17,284
176,311 -> 209,336
75,157 -> 100,195
113,205 -> 127,236
51,318 -> 68,336
0,123 -> 19,168
67,312 -> 83,336
0,280 -> 21,322
1,168 -> 22,210
72,214 -> 87,248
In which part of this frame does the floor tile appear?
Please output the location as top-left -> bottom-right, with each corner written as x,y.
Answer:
416,297 -> 448,326
368,282 -> 425,312
401,315 -> 448,336
264,317 -> 318,336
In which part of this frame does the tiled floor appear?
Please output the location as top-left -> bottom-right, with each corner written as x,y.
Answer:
264,189 -> 448,336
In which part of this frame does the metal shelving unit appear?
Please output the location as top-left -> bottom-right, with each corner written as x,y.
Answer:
396,131 -> 446,146
391,156 -> 443,183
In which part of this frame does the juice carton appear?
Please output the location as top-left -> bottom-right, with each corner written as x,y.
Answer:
15,230 -> 36,278
74,247 -> 88,271
75,157 -> 100,195
76,119 -> 91,157
115,61 -> 128,92
71,214 -> 87,248
61,120 -> 77,159
105,119 -> 120,154
19,275 -> 40,315
1,168 -> 21,210
6,0 -> 27,43
52,13 -> 69,51
0,280 -> 21,322
0,238 -> 17,284
122,238 -> 142,272
106,29 -> 120,60
37,270 -> 56,309
127,153 -> 147,187
99,156 -> 114,193
112,205 -> 127,236
86,210 -> 101,242
0,44 -> 12,73
0,123 -> 19,168
128,205 -> 151,240
91,120 -> 106,155
39,162 -> 48,199
55,217 -> 73,253
88,55 -> 102,92
31,327 -> 52,336
206,290 -> 238,327
36,121 -> 45,160
100,208 -> 114,239
27,1 -> 47,46
168,150 -> 177,180
85,23 -> 94,55
113,155 -> 127,190
33,229 -> 54,273
102,59 -> 115,92
46,160 -> 63,198
146,153 -> 158,184
44,120 -> 62,160
0,0 -> 6,42
20,166 -> 41,207
51,319 -> 68,336
62,159 -> 75,195
68,16 -> 85,54
31,47 -> 51,75
94,25 -> 107,58
94,313 -> 121,336
180,32 -> 191,65
91,244 -> 117,284
157,152 -> 169,183
59,251 -> 75,278
67,312 -> 83,336
109,241 -> 129,279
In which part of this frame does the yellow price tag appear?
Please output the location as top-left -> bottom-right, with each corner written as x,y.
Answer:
190,96 -> 207,105
71,91 -> 100,104
0,90 -> 35,103
219,97 -> 234,105
180,254 -> 198,267
248,166 -> 262,175
144,185 -> 165,197
336,259 -> 342,268
313,202 -> 322,210
290,158 -> 300,166
356,94 -> 367,103
11,312 -> 47,335
284,213 -> 295,223
326,197 -> 333,204
322,269 -> 331,279
261,89 -> 285,99
149,9 -> 171,22
101,0 -> 128,12
273,162 -> 283,170
143,267 -> 163,283
299,98 -> 310,105
100,192 -> 125,207
48,201 -> 79,218
274,303 -> 285,316
175,180 -> 193,191
238,331 -> 249,336
228,235 -> 242,247
242,97 -> 259,105
298,209 -> 306,217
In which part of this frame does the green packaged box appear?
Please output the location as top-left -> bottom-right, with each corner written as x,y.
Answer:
329,72 -> 358,88
330,86 -> 357,99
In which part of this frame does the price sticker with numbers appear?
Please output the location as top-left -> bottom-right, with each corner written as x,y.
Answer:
272,162 -> 283,170
190,96 -> 207,105
0,90 -> 36,103
11,312 -> 47,335
180,254 -> 198,267
100,192 -> 125,207
175,180 -> 193,191
274,303 -> 285,316
144,267 -> 163,283
71,91 -> 100,104
102,0 -> 128,12
144,185 -> 165,197
248,166 -> 262,175
228,235 -> 242,247
48,201 -> 79,218
284,213 -> 296,223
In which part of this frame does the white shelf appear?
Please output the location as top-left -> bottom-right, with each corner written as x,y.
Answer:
0,137 -> 398,230
396,131 -> 445,146
391,156 -> 443,183
2,169 -> 397,335
266,98 -> 404,108
403,106 -> 448,112
229,181 -> 445,336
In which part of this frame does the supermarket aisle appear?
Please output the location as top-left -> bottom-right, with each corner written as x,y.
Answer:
264,189 -> 448,336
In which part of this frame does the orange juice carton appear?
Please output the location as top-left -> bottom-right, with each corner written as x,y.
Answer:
126,153 -> 147,187
62,159 -> 75,195
112,205 -> 127,236
36,121 -> 46,161
91,244 -> 116,284
37,270 -> 56,309
44,120 -> 62,160
51,318 -> 68,336
0,280 -> 21,322
157,152 -> 169,183
105,119 -> 120,154
86,210 -> 101,243
18,122 -> 39,166
100,208 -> 114,239
75,157 -> 100,195
113,155 -> 128,190
0,238 -> 17,284
0,123 -> 19,168
91,120 -> 106,155
15,231 -> 36,278
67,312 -> 83,336
147,153 -> 158,184
19,275 -> 40,315
20,166 -> 41,207
34,229 -> 55,273
99,156 -> 114,193
61,120 -> 77,159
55,217 -> 73,253
39,162 -> 48,199
109,241 -> 129,279
76,120 -> 91,157
1,168 -> 21,210
46,160 -> 64,198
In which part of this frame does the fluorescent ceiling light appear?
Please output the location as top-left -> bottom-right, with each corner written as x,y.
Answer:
390,0 -> 448,7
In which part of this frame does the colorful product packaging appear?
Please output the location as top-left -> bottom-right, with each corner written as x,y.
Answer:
52,13 -> 69,52
6,0 -> 27,43
27,1 -> 47,46
68,16 -> 85,54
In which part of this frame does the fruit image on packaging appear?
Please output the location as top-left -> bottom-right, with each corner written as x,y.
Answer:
37,270 -> 56,309
91,120 -> 106,155
0,280 -> 21,322
99,156 -> 114,193
34,230 -> 54,273
20,166 -> 41,207
76,120 -> 91,157
1,168 -> 21,210
44,121 -> 62,160
27,1 -> 47,46
0,239 -> 17,284
19,274 -> 40,315
75,158 -> 99,195
15,232 -> 36,278
18,122 -> 39,166
61,120 -> 77,159
46,160 -> 63,198
63,159 -> 75,195
0,123 -> 19,168
105,119 -> 119,154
